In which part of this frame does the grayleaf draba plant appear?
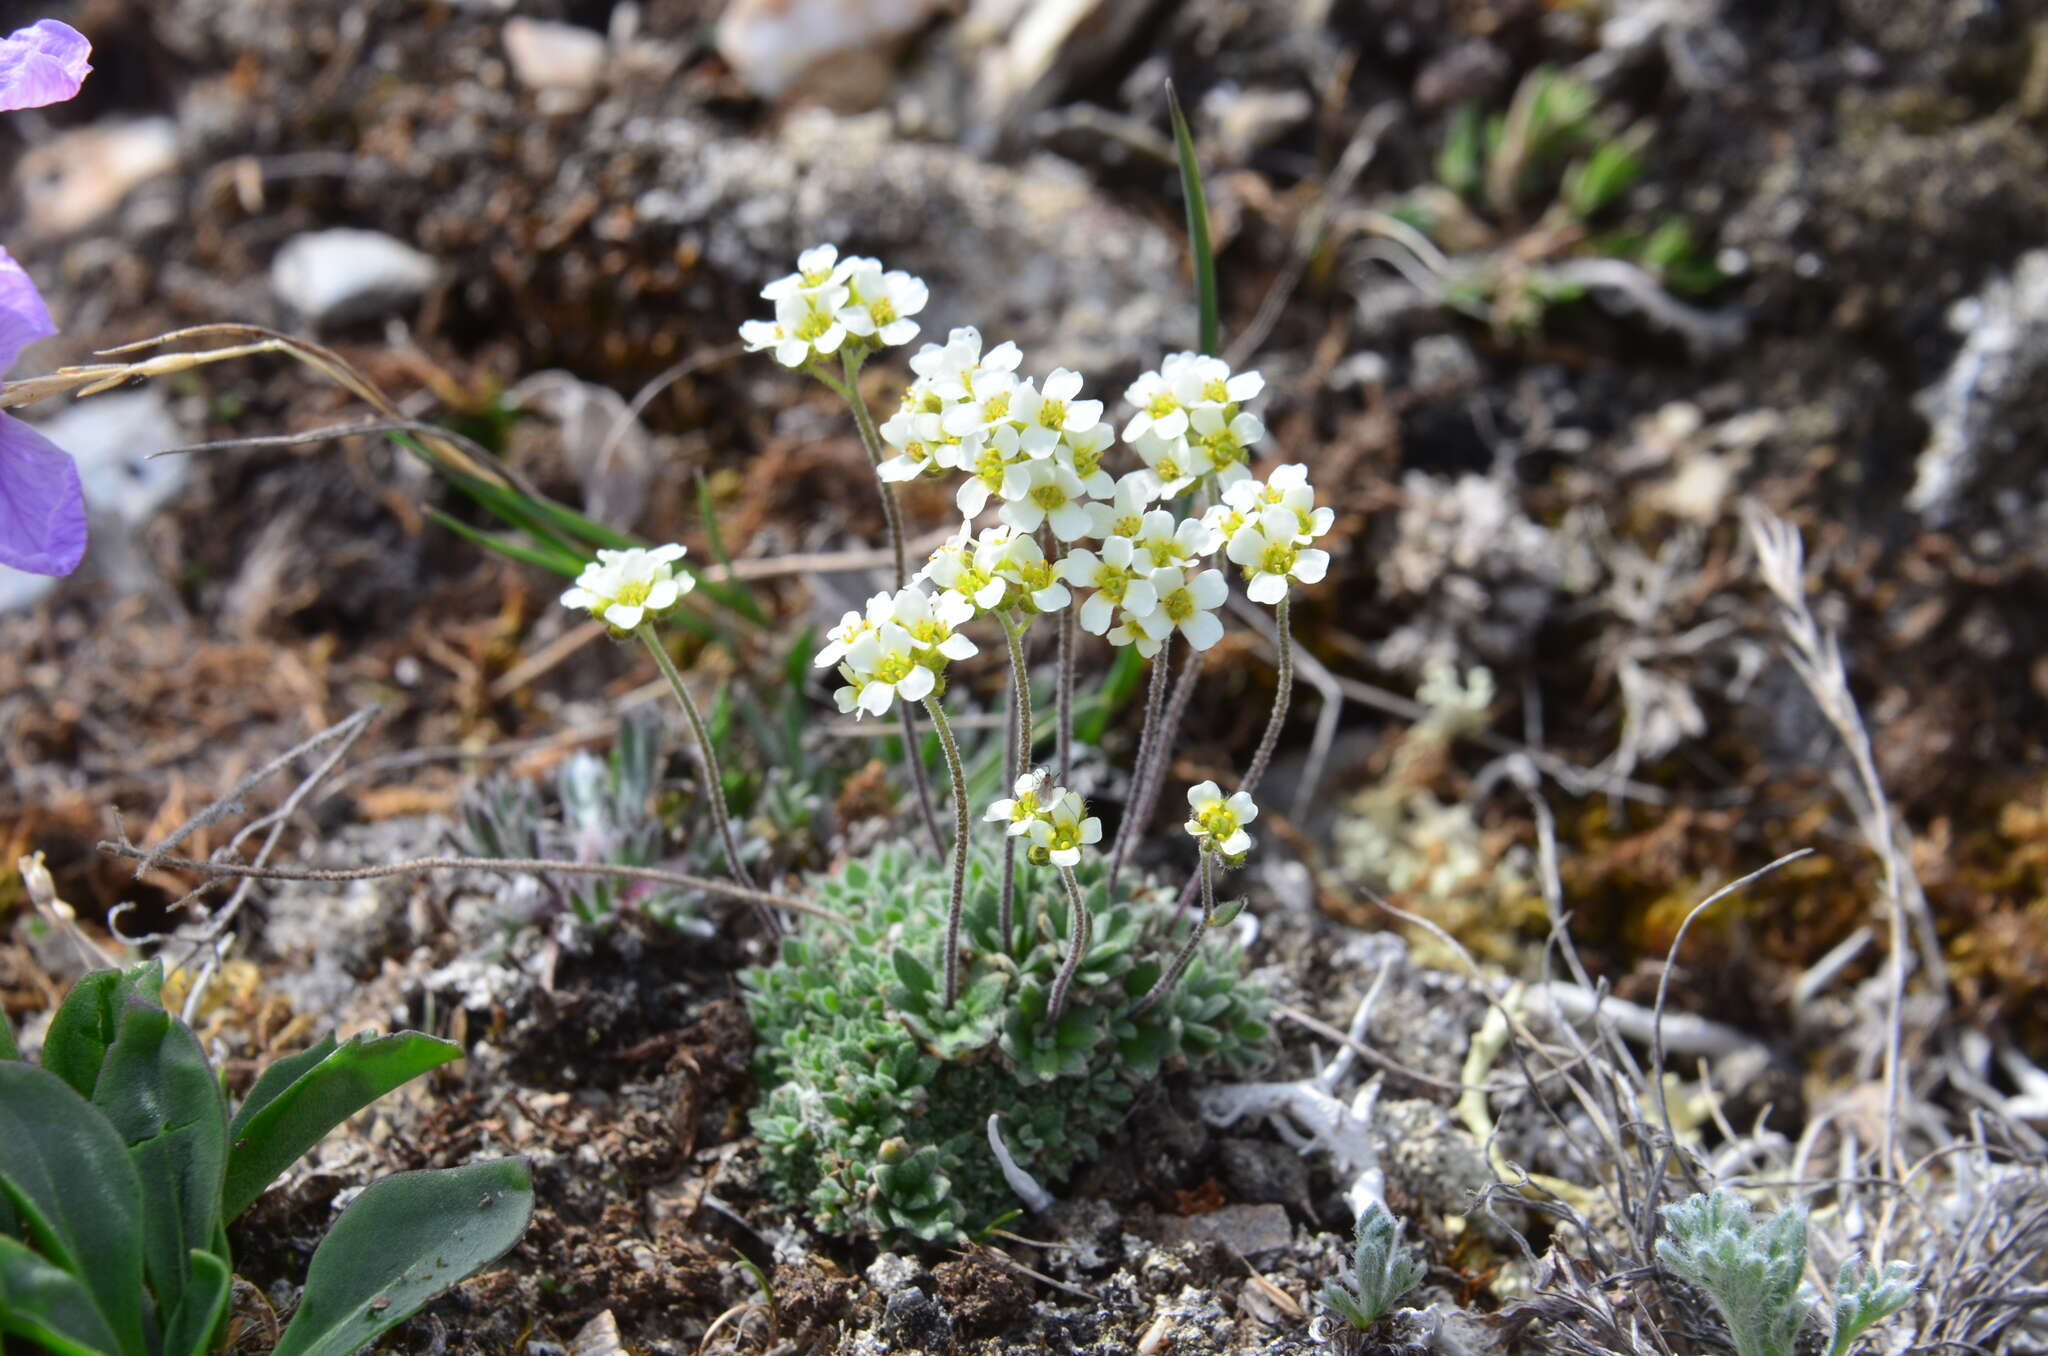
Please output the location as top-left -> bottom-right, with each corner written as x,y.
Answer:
1658,1190 -> 1917,1356
734,242 -> 1336,1018
1321,1200 -> 1427,1331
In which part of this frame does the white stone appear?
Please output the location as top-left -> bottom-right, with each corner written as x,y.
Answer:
502,17 -> 609,100
270,228 -> 437,328
717,0 -> 944,100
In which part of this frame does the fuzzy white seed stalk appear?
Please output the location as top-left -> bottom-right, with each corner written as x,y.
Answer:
637,625 -> 768,928
1048,865 -> 1094,1022
1132,849 -> 1213,1016
922,694 -> 972,1008
1000,618 -> 1034,953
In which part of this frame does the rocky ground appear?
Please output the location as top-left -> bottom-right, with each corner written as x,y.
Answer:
4,0 -> 2048,1352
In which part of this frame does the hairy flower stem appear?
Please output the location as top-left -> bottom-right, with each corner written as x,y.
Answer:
1056,604 -> 1075,784
1133,851 -> 1213,1017
824,350 -> 945,858
1000,618 -> 1035,953
922,694 -> 972,1008
1242,594 -> 1293,797
1108,642 -> 1173,891
1048,865 -> 1094,1022
1136,649 -> 1203,900
637,625 -> 769,929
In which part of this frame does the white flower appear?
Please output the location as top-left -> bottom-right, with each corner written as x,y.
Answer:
982,529 -> 1072,613
942,370 -> 1027,439
739,286 -> 851,369
560,544 -> 692,631
956,424 -> 1030,517
875,409 -> 951,482
1123,366 -> 1190,443
1057,535 -> 1159,636
1147,565 -> 1228,651
985,768 -> 1052,835
1130,507 -> 1220,571
1123,352 -> 1264,443
1086,472 -> 1157,541
999,458 -> 1095,541
920,329 -> 1021,404
1106,604 -> 1171,659
1223,463 -> 1331,542
834,621 -> 933,718
838,257 -> 929,347
889,585 -> 979,661
1185,780 -> 1258,858
761,243 -> 853,302
919,522 -> 1008,613
1225,504 -> 1331,604
1027,787 -> 1102,867
1186,405 -> 1264,488
1132,429 -> 1201,500
813,589 -> 895,668
1012,368 -> 1104,456
1056,419 -> 1117,497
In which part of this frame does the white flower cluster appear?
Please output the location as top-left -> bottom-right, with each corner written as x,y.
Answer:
740,244 -> 930,369
560,544 -> 695,631
815,584 -> 978,718
1124,352 -> 1267,498
985,768 -> 1103,867
1203,464 -> 1335,604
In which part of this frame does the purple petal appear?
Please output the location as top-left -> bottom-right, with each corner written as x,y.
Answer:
0,411 -> 86,575
0,20 -> 92,112
0,246 -> 57,375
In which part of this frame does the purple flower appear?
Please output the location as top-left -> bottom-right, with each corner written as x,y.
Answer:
0,247 -> 84,575
0,19 -> 91,111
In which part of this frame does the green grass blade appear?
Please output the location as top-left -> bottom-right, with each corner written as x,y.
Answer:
424,509 -> 585,577
1167,80 -> 1220,356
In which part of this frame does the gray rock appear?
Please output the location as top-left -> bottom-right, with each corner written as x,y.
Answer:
270,228 -> 437,329
1150,1202 -> 1294,1263
864,1251 -> 929,1298
876,1285 -> 953,1351
1908,249 -> 2048,525
1216,1136 -> 1313,1215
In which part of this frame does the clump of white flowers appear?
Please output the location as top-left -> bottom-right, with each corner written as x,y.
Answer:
741,243 -> 929,370
818,585 -> 977,718
738,244 -> 1339,1013
560,544 -> 694,632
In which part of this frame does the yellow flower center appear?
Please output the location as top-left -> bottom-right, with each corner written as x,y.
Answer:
870,297 -> 898,327
1259,541 -> 1298,576
1111,514 -> 1142,538
1202,378 -> 1229,403
874,653 -> 915,684
983,393 -> 1011,421
1070,442 -> 1103,478
1147,391 -> 1178,419
796,309 -> 834,342
614,579 -> 652,608
1196,803 -> 1238,840
1096,565 -> 1131,601
1163,588 -> 1196,623
1031,484 -> 1066,511
1038,398 -> 1067,429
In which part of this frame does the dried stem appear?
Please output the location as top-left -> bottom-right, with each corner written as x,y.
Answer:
1132,850 -> 1213,1017
1131,641 -> 1202,875
922,694 -> 972,1008
97,841 -> 827,917
1048,865 -> 1094,1021
1242,593 -> 1292,798
638,625 -> 763,921
1109,643 -> 1173,891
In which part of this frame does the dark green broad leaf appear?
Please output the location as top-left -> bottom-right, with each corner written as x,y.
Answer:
0,1007 -> 18,1061
41,962 -> 164,1100
271,1158 -> 533,1356
0,1235 -> 120,1356
0,1061 -> 148,1356
161,1248 -> 232,1356
224,1031 -> 462,1221
93,998 -> 229,1321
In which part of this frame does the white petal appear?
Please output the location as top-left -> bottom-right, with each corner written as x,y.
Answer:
1247,572 -> 1287,605
1182,611 -> 1223,652
609,603 -> 645,630
1293,548 -> 1330,584
899,666 -> 936,702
